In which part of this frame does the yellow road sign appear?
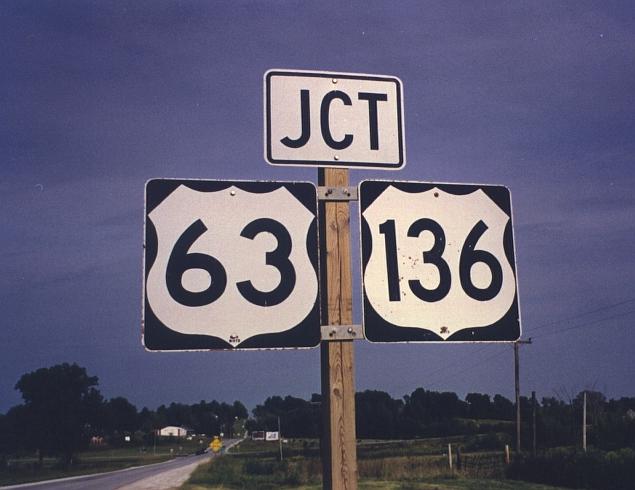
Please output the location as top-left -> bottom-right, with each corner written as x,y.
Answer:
210,436 -> 222,453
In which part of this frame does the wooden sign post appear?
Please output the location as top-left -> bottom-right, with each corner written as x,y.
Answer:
264,68 -> 404,490
319,168 -> 358,490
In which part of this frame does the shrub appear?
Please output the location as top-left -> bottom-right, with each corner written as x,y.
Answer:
463,432 -> 511,452
507,447 -> 635,490
244,458 -> 278,475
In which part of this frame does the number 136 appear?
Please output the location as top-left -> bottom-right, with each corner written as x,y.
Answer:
378,219 -> 504,303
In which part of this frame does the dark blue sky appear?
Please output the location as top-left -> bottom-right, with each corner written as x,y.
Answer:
2,1 -> 634,412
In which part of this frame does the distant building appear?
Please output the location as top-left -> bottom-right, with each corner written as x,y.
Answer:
251,430 -> 265,441
157,426 -> 188,437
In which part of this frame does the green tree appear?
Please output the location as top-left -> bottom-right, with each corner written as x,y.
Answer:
466,392 -> 492,419
402,388 -> 468,436
492,394 -> 514,420
251,395 -> 319,438
232,400 -> 248,420
356,390 -> 403,439
0,412 -> 10,467
103,397 -> 138,438
14,363 -> 102,466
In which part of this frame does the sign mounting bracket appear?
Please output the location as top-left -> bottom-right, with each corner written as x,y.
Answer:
321,324 -> 363,341
317,186 -> 358,201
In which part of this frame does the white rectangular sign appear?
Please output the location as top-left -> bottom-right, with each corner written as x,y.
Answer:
264,70 -> 405,169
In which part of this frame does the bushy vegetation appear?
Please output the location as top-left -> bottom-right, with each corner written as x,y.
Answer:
535,392 -> 635,451
247,389 -> 519,440
186,437 -> 558,489
188,453 -> 321,489
0,363 -> 247,467
247,394 -> 321,439
248,388 -> 635,452
508,447 -> 635,490
2,362 -> 635,488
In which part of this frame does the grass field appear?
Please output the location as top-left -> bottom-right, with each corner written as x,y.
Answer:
0,437 -> 211,486
182,438 -> 571,490
183,481 -> 568,490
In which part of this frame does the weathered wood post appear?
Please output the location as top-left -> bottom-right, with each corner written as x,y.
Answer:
319,168 -> 358,490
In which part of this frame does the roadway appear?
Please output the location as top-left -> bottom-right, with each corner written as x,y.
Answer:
2,439 -> 241,490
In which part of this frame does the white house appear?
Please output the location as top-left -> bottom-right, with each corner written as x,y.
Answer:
157,426 -> 188,437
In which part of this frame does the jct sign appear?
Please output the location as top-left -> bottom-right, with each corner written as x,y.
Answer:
265,70 -> 405,169
359,180 -> 521,342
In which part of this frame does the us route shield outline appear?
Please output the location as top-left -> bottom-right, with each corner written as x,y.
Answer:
143,179 -> 320,350
360,180 -> 521,342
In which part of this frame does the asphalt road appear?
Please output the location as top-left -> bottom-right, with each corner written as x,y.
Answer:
2,439 -> 241,490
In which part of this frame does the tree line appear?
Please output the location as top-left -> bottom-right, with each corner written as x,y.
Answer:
0,363 -> 247,466
1,363 -> 634,466
248,390 -> 635,450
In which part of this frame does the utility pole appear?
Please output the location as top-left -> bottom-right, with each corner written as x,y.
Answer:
278,415 -> 283,461
514,338 -> 532,454
532,391 -> 537,457
583,391 -> 587,452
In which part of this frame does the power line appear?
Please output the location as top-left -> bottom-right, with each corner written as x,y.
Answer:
532,309 -> 635,339
418,344 -> 491,383
412,297 -> 635,392
420,298 -> 635,387
420,298 -> 635,386
425,306 -> 634,389
414,302 -> 635,403
527,297 -> 635,333
431,310 -> 634,387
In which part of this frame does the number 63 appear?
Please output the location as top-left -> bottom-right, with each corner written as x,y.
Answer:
167,218 -> 297,308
